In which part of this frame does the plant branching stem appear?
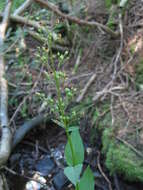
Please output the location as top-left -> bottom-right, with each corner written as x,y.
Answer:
53,71 -> 76,166
49,40 -> 76,166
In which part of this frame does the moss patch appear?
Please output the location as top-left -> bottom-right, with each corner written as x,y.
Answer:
102,128 -> 143,182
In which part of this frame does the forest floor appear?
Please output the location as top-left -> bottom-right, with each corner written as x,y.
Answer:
1,0 -> 143,189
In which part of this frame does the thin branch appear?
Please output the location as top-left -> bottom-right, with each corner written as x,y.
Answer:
93,13 -> 124,102
2,166 -> 48,188
116,136 -> 143,158
12,114 -> 51,150
0,0 -> 12,41
0,13 -> 45,31
13,0 -> 33,16
34,0 -> 119,38
27,30 -> 68,52
76,73 -> 96,103
97,151 -> 113,190
9,63 -> 44,125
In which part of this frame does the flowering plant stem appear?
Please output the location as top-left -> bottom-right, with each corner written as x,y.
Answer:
49,38 -> 76,167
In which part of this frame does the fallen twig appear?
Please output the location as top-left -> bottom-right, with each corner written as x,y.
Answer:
9,63 -> 44,125
97,151 -> 113,190
27,30 -> 68,52
76,73 -> 96,103
92,85 -> 126,102
116,136 -> 143,158
12,114 -> 51,150
2,166 -> 48,188
34,0 -> 119,38
0,13 -> 45,31
93,13 -> 124,102
13,0 -> 33,16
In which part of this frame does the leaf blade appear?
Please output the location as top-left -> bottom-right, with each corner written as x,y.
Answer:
79,166 -> 94,190
64,164 -> 82,186
65,130 -> 84,166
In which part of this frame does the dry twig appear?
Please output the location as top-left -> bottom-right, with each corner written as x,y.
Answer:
27,30 -> 68,52
13,0 -> 33,16
9,64 -> 44,125
97,151 -> 113,190
116,136 -> 143,158
34,0 -> 119,38
0,13 -> 45,31
12,114 -> 51,150
93,13 -> 124,102
76,73 -> 96,103
2,166 -> 48,188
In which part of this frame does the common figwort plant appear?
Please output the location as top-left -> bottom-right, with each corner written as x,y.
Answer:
37,33 -> 94,190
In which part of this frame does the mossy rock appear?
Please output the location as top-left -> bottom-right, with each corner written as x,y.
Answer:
102,127 -> 143,182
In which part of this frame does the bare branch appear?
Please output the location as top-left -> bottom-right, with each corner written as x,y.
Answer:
0,0 -> 12,41
93,13 -> 124,102
76,73 -> 96,103
34,0 -> 119,38
0,13 -> 45,31
27,30 -> 68,52
13,0 -> 33,16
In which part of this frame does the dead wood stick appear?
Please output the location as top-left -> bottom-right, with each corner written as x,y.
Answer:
34,0 -> 119,38
12,114 -> 51,150
76,73 -> 96,103
3,166 -> 49,188
27,30 -> 68,52
13,0 -> 33,16
0,13 -> 45,31
93,14 -> 123,102
97,151 -> 113,190
9,63 -> 44,125
0,0 -> 12,166
27,30 -> 69,47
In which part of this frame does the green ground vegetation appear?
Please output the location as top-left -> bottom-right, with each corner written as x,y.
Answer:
102,126 -> 143,182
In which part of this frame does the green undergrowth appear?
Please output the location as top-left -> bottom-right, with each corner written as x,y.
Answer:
0,0 -> 25,12
102,127 -> 143,182
94,109 -> 143,182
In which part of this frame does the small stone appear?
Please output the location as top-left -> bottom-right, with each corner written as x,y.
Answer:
35,155 -> 55,176
53,170 -> 69,190
93,171 -> 102,178
26,180 -> 41,190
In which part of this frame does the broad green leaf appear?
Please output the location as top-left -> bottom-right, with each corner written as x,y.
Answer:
67,126 -> 79,132
65,130 -> 84,166
79,166 -> 94,190
64,164 -> 82,186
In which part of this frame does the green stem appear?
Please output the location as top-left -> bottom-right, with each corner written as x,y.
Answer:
76,183 -> 80,190
50,47 -> 76,166
54,72 -> 76,165
65,129 -> 76,165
